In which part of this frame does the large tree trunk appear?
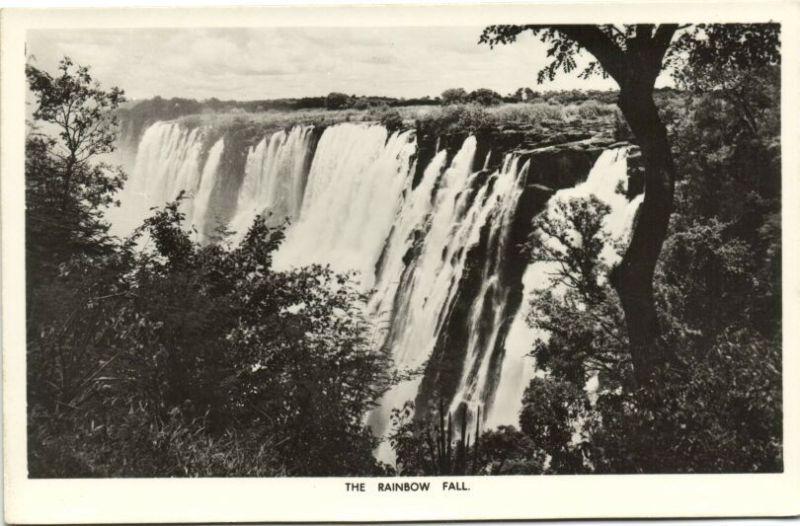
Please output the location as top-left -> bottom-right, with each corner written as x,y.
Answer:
611,86 -> 675,387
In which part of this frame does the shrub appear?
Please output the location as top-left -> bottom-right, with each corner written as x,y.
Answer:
27,205 -> 395,477
416,103 -> 497,134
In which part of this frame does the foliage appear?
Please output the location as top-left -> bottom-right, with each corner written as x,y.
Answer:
467,88 -> 504,106
372,106 -> 405,133
517,193 -> 781,474
388,401 -> 482,476
526,197 -> 630,388
503,31 -> 782,473
672,24 -> 781,92
519,377 -> 591,473
441,88 -> 469,105
25,58 -> 127,280
325,92 -> 353,110
27,57 -> 126,163
416,103 -> 498,135
26,58 -> 394,477
480,24 -> 678,84
510,87 -> 539,102
28,203 -> 394,476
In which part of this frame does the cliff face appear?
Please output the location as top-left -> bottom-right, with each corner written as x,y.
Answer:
118,111 -> 630,427
189,122 -> 324,239
413,131 -> 623,422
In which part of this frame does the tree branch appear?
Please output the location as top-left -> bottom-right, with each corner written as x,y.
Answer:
557,25 -> 628,83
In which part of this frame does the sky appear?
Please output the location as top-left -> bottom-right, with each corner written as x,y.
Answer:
27,27 -> 620,101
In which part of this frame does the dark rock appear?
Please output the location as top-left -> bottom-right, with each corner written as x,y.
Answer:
517,137 -> 616,191
415,174 -> 556,421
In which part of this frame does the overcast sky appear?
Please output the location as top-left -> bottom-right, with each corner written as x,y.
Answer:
27,27 -> 621,101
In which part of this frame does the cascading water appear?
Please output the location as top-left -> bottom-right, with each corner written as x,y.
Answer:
446,155 -> 531,420
192,138 -> 225,238
116,117 -> 640,465
228,126 -> 314,238
108,121 -> 223,241
272,123 -> 418,289
365,137 -> 481,459
483,147 -> 640,429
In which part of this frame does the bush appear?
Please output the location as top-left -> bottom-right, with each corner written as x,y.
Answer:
370,106 -> 405,133
563,100 -> 617,120
416,103 -> 497,134
27,204 -> 395,477
490,102 -> 570,124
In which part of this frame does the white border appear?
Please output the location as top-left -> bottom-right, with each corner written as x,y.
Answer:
3,3 -> 800,523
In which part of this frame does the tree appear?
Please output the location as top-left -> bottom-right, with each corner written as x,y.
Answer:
440,87 -> 469,105
514,39 -> 782,472
468,88 -> 503,106
26,57 -> 125,209
672,24 -> 780,136
513,87 -> 538,102
479,24 -> 780,387
325,91 -> 351,110
26,57 -> 126,277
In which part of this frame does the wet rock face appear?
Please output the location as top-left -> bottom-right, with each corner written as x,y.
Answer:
411,131 -> 623,423
413,181 -> 555,421
200,124 -> 323,239
519,137 -> 617,191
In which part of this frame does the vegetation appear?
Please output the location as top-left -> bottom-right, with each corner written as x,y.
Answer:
489,23 -> 780,473
386,23 -> 780,475
26,58 -> 394,477
389,401 -> 484,476
26,22 -> 782,477
480,23 -> 780,389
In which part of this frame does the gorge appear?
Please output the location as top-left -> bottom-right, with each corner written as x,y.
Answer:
109,112 -> 642,463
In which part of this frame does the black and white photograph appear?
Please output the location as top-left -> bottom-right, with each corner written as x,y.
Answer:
2,2 -> 799,523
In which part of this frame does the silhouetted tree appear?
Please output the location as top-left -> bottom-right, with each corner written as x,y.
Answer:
480,24 -> 780,387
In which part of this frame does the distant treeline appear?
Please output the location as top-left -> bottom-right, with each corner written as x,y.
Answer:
116,87 -> 679,144
121,87 -> 680,114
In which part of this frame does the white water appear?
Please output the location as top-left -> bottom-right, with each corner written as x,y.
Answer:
108,121 -> 223,241
366,138 -> 479,460
117,119 -> 641,464
483,147 -> 640,429
446,155 -> 531,420
273,123 -> 417,288
192,138 -> 225,238
228,126 -> 314,238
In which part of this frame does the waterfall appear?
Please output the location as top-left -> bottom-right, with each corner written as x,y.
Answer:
365,137 -> 479,458
228,126 -> 314,238
371,136 -> 479,370
108,121 -> 222,241
116,117 -> 640,465
273,123 -> 417,288
446,155 -> 531,420
483,147 -> 638,429
192,138 -> 225,239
